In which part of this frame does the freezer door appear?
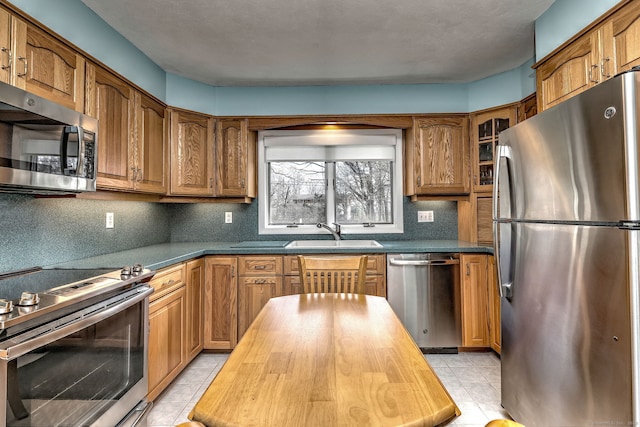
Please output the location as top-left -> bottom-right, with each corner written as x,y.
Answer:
496,71 -> 640,222
500,222 -> 632,426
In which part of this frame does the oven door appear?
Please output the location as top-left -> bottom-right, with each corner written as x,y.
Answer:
0,286 -> 152,427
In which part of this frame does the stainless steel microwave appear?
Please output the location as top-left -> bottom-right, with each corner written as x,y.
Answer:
0,81 -> 97,194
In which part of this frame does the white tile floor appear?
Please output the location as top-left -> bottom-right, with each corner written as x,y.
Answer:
148,351 -> 511,427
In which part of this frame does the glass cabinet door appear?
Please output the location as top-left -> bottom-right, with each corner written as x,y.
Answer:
472,106 -> 516,193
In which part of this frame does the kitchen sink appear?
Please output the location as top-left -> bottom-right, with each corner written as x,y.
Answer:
285,240 -> 383,249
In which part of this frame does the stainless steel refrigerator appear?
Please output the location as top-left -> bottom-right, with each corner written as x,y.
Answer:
494,69 -> 640,427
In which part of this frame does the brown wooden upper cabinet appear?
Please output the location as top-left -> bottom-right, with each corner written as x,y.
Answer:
169,108 -> 215,196
86,63 -> 135,191
0,7 -> 85,112
215,118 -> 256,198
86,63 -> 167,194
470,105 -> 516,193
135,92 -> 168,194
536,0 -> 640,111
405,116 -> 470,196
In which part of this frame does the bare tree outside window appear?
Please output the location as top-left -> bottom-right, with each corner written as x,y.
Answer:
269,162 -> 326,224
335,161 -> 392,224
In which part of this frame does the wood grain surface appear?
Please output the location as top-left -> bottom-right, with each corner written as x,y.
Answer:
188,293 -> 460,426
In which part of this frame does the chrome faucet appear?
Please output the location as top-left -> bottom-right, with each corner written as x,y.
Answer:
316,222 -> 341,240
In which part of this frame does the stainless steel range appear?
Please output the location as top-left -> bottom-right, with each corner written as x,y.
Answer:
0,264 -> 155,427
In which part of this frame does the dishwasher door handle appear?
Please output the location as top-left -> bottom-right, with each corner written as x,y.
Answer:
388,259 -> 460,266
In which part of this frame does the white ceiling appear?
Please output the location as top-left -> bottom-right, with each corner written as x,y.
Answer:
80,0 -> 556,87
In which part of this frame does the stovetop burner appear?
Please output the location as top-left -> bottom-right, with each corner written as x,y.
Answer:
0,265 -> 154,335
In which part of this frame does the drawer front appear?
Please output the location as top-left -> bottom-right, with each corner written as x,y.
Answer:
239,276 -> 281,286
150,264 -> 185,301
284,254 -> 386,275
238,256 -> 282,276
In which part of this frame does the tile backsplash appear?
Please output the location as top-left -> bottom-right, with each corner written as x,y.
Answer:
0,194 -> 170,273
1,194 -> 457,274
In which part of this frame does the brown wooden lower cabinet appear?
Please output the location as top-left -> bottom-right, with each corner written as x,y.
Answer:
147,264 -> 187,401
460,253 -> 490,347
186,258 -> 205,362
488,255 -> 501,353
204,256 -> 238,350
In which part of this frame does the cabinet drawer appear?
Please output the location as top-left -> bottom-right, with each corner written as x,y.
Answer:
238,256 -> 282,276
284,254 -> 386,275
150,264 -> 185,301
239,276 -> 281,286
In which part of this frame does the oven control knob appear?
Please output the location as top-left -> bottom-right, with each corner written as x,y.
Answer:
132,263 -> 143,276
18,292 -> 39,306
0,299 -> 13,314
121,266 -> 132,279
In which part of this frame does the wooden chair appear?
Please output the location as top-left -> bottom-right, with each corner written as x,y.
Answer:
297,255 -> 368,294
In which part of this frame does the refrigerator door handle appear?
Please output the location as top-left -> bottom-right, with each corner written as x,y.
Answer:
493,144 -> 515,299
493,144 -> 513,220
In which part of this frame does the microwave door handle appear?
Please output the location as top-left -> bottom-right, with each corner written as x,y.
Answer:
76,126 -> 85,177
59,126 -> 71,176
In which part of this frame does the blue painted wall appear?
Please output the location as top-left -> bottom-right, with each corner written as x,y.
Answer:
535,0 -> 620,61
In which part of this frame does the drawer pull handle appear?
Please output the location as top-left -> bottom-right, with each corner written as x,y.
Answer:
254,265 -> 266,270
163,279 -> 175,287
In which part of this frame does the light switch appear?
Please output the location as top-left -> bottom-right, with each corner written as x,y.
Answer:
417,210 -> 434,222
225,212 -> 233,223
106,212 -> 114,228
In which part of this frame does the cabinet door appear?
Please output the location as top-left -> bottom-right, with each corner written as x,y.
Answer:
237,276 -> 283,338
518,93 -> 537,123
460,254 -> 489,347
204,256 -> 237,349
20,23 -> 85,112
471,106 -> 516,193
186,258 -> 204,362
611,1 -> 640,74
412,117 -> 469,195
488,255 -> 501,354
135,92 -> 167,194
148,285 -> 186,401
86,63 -> 135,191
536,30 -> 600,111
476,196 -> 493,245
215,118 -> 256,197
0,8 -> 13,85
169,109 -> 215,196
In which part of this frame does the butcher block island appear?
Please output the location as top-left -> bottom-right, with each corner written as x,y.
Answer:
183,293 -> 460,426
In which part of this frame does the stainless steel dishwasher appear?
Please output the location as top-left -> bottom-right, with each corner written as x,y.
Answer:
387,253 -> 462,352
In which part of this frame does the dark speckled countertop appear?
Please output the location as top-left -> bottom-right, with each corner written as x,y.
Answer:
47,240 -> 493,272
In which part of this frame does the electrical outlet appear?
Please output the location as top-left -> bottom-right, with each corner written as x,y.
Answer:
106,212 -> 114,229
417,210 -> 434,223
225,212 -> 233,223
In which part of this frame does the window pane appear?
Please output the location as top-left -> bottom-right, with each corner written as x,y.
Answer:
269,162 -> 326,225
335,161 -> 392,224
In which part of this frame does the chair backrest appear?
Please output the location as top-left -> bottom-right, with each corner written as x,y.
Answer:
297,255 -> 368,294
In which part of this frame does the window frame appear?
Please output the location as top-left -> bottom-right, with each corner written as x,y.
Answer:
258,129 -> 404,235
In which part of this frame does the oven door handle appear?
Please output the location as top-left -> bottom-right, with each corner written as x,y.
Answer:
0,287 -> 153,361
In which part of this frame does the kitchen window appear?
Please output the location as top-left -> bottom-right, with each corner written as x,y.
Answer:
258,129 -> 403,235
